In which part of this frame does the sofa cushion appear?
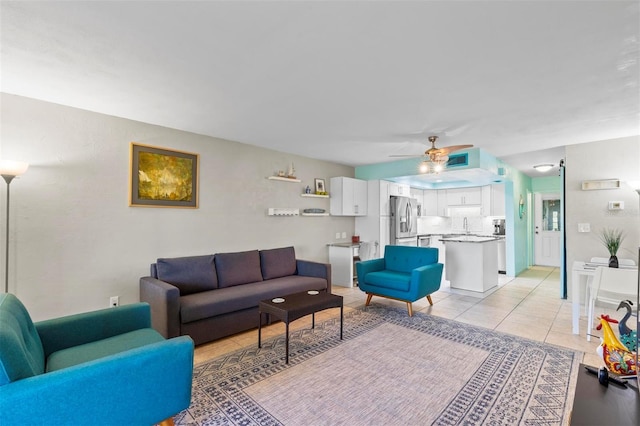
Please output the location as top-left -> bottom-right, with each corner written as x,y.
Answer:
156,255 -> 217,295
260,246 -> 297,280
365,271 -> 412,292
180,276 -> 328,323
45,328 -> 165,372
215,250 -> 263,288
0,294 -> 45,385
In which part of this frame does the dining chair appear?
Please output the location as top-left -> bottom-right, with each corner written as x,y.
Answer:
584,257 -> 636,311
586,266 -> 639,341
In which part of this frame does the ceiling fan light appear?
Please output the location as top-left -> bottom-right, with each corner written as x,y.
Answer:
533,164 -> 554,172
434,163 -> 444,173
419,161 -> 430,173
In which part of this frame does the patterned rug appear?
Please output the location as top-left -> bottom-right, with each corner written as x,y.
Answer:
175,303 -> 581,425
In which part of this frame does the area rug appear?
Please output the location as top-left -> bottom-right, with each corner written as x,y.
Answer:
175,303 -> 581,425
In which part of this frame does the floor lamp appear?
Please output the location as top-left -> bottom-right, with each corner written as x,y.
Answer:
1,160 -> 29,294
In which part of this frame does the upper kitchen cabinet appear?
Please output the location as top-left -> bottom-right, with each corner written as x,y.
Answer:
389,182 -> 410,197
490,183 -> 505,216
330,177 -> 368,216
446,187 -> 482,206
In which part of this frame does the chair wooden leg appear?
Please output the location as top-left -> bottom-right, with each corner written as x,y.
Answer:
426,295 -> 433,305
158,418 -> 175,426
406,302 -> 413,317
365,293 -> 373,306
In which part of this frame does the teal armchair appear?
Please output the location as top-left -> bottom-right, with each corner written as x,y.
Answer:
356,245 -> 443,316
0,293 -> 194,425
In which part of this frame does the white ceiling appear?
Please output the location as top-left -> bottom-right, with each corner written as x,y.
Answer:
1,1 -> 638,177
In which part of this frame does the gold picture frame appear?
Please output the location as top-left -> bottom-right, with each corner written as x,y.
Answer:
129,143 -> 199,208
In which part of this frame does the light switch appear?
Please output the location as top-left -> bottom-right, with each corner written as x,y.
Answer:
608,201 -> 624,210
341,232 -> 347,238
578,223 -> 590,233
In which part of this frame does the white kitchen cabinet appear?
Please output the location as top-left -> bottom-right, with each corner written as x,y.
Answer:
330,177 -> 368,216
355,181 -> 391,259
362,179 -> 392,217
410,187 -> 424,215
389,182 -> 410,197
491,184 -> 506,216
446,187 -> 482,206
422,190 -> 438,216
328,243 -> 360,287
437,190 -> 448,216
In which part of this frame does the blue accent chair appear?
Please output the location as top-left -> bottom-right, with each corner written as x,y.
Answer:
356,245 -> 443,316
0,293 -> 194,425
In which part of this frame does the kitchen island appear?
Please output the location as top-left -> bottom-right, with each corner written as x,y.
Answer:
441,235 -> 499,293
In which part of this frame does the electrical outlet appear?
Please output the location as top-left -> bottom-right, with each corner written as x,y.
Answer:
341,232 -> 347,239
335,232 -> 340,239
109,296 -> 119,307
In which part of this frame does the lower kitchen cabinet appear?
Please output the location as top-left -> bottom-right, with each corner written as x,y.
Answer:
328,243 -> 360,287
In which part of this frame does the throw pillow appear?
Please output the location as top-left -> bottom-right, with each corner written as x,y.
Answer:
156,255 -> 217,295
260,246 -> 297,280
215,250 -> 263,288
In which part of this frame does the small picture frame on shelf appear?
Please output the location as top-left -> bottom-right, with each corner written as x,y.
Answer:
314,178 -> 326,194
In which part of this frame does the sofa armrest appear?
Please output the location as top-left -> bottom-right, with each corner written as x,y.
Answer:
409,263 -> 444,299
35,303 -> 152,358
296,259 -> 332,293
355,258 -> 386,284
140,277 -> 181,339
0,336 -> 194,425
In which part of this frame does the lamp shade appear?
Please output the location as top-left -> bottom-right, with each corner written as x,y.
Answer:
0,160 -> 29,177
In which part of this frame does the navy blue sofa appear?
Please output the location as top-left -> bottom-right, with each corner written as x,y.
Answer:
140,246 -> 331,345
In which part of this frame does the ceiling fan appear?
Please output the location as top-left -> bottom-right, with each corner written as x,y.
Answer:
390,135 -> 473,173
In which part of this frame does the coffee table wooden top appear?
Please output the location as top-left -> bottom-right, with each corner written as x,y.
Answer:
259,291 -> 342,323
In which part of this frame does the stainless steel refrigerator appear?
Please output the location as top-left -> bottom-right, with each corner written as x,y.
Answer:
390,196 -> 418,246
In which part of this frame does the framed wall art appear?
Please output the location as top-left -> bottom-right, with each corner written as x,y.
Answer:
129,143 -> 199,208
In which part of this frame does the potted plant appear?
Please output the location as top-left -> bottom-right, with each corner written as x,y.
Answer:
598,228 -> 625,268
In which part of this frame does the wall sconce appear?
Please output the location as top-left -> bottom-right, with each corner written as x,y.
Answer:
519,195 -> 525,219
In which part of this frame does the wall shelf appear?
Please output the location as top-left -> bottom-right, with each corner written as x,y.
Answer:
267,176 -> 301,183
301,193 -> 329,198
267,208 -> 299,216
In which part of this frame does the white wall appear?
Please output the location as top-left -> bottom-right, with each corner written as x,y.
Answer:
0,94 -> 355,320
565,136 -> 640,297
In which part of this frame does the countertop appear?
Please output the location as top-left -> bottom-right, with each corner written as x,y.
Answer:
439,235 -> 501,243
327,242 -> 361,248
418,233 -> 505,240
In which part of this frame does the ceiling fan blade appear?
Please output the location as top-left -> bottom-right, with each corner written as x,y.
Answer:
439,144 -> 473,154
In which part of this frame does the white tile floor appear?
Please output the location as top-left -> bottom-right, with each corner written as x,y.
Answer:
195,266 -> 617,368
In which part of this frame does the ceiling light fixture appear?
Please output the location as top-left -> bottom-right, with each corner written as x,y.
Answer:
419,154 -> 449,175
533,164 -> 554,172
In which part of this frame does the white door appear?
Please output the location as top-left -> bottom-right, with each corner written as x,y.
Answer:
534,193 -> 561,267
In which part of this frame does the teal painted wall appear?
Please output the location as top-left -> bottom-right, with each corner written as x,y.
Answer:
506,169 -> 533,275
532,176 -> 561,193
